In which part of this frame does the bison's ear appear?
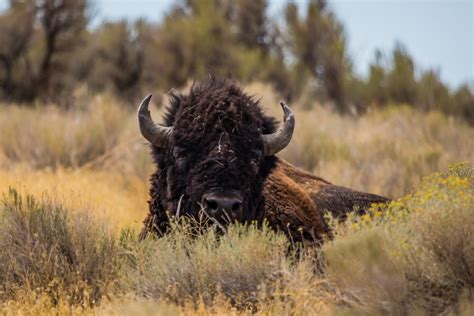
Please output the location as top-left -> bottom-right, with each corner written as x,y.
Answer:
137,95 -> 173,148
262,102 -> 295,156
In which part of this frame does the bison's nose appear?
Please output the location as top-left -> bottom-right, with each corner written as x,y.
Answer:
202,192 -> 243,222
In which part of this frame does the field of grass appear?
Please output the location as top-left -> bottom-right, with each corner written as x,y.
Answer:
0,84 -> 473,314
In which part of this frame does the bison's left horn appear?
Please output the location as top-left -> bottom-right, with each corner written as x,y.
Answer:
138,94 -> 173,148
262,101 -> 295,156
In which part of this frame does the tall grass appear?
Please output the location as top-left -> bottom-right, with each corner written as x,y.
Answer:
243,83 -> 474,198
0,95 -> 131,169
281,105 -> 473,198
1,83 -> 473,197
0,189 -> 120,306
323,163 -> 474,314
0,84 -> 473,314
0,189 -> 328,315
0,166 -> 148,229
0,163 -> 472,314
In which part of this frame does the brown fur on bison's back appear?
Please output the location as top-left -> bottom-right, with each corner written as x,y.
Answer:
275,159 -> 390,217
261,158 -> 389,243
141,157 -> 389,242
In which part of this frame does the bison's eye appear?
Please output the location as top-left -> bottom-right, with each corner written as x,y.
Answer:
250,158 -> 260,174
251,149 -> 262,162
250,157 -> 259,165
250,149 -> 262,173
173,147 -> 188,167
174,151 -> 186,160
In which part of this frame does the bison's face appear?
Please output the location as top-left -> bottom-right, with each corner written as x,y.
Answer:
167,132 -> 263,222
138,87 -> 294,224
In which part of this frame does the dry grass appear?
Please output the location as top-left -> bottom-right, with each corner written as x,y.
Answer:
0,94 -> 130,169
119,221 -> 328,314
0,164 -> 472,315
0,166 -> 147,229
246,83 -> 474,198
0,189 -> 121,306
0,83 -> 473,314
322,163 -> 474,314
0,190 -> 329,315
1,82 -> 472,198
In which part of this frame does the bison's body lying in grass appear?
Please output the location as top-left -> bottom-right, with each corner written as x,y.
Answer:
138,79 -> 389,243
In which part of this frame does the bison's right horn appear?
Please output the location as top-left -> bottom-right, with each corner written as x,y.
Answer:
137,94 -> 173,148
262,101 -> 295,156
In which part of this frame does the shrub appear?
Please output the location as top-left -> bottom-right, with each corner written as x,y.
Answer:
0,188 -> 121,306
0,189 -> 327,313
323,162 -> 474,314
0,163 -> 472,314
122,221 -> 304,309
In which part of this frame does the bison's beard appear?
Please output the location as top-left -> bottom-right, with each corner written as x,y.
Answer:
164,190 -> 263,226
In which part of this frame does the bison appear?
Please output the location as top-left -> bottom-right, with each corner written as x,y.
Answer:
138,79 -> 389,243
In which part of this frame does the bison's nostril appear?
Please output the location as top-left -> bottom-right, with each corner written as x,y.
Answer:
202,191 -> 243,220
232,202 -> 241,211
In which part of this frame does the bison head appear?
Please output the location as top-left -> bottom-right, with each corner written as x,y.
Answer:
138,80 -> 294,225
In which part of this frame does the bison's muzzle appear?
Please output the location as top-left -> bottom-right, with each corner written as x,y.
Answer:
201,190 -> 244,222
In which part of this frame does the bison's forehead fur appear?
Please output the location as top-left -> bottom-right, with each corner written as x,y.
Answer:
162,79 -> 277,146
150,79 -> 280,221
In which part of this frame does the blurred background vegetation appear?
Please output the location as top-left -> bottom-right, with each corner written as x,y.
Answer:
0,0 -> 472,124
0,1 -> 473,313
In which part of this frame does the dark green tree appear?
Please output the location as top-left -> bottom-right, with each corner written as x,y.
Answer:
0,0 -> 35,100
0,0 -> 90,102
451,84 -> 474,125
284,0 -> 352,112
366,50 -> 389,106
386,43 -> 417,105
88,21 -> 145,99
416,69 -> 451,112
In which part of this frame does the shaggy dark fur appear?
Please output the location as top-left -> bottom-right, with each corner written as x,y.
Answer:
140,79 -> 389,243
